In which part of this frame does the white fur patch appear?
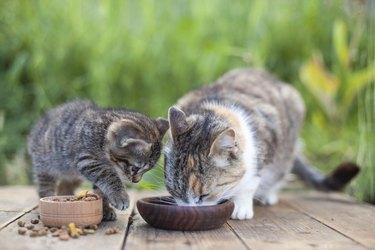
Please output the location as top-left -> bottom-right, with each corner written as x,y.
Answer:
203,102 -> 260,217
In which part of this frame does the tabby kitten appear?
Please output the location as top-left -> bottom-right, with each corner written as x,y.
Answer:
164,69 -> 359,220
28,100 -> 168,220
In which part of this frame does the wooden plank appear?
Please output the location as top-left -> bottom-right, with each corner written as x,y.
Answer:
0,186 -> 38,230
125,191 -> 248,250
283,192 -> 375,249
0,186 -> 38,212
227,200 -> 366,250
0,211 -> 29,229
0,190 -> 137,250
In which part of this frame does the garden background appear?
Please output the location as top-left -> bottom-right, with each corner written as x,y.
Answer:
0,0 -> 374,203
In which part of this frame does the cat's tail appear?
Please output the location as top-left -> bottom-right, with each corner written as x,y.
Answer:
292,155 -> 360,191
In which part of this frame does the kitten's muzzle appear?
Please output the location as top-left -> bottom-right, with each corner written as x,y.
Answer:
132,174 -> 143,183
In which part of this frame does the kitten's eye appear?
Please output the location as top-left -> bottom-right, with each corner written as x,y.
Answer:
131,166 -> 139,172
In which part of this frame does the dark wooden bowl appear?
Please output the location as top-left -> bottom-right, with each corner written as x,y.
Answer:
136,196 -> 234,231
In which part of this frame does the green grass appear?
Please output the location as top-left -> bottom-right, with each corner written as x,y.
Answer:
0,0 -> 373,202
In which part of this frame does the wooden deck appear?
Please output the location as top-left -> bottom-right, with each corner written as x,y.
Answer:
0,186 -> 374,250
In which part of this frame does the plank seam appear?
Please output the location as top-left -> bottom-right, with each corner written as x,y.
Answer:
121,192 -> 138,250
0,205 -> 38,231
283,201 -> 370,250
122,211 -> 135,250
226,222 -> 252,250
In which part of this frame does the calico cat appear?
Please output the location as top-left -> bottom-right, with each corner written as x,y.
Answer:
164,69 -> 359,220
28,100 -> 168,220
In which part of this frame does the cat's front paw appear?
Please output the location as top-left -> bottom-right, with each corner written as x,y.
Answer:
231,200 -> 254,220
108,191 -> 129,211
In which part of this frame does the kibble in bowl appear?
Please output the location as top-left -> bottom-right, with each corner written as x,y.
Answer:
39,191 -> 103,227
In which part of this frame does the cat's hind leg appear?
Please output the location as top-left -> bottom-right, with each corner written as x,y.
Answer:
254,165 -> 290,206
35,172 -> 56,198
56,178 -> 83,195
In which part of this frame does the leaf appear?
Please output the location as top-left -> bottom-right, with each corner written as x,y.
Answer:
333,20 -> 350,69
344,64 -> 375,108
300,55 -> 339,119
0,110 -> 4,131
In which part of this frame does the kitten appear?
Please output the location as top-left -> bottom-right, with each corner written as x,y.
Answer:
164,69 -> 359,220
28,100 -> 169,220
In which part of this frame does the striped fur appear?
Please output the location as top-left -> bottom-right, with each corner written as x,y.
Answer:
28,100 -> 168,221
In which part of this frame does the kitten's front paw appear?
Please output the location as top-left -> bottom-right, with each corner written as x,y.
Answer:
108,191 -> 129,211
231,201 -> 254,220
102,206 -> 117,221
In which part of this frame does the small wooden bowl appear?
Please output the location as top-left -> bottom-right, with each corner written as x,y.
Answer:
39,196 -> 103,227
137,196 -> 234,231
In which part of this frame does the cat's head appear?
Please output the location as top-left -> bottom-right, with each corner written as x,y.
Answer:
164,107 -> 245,206
106,115 -> 169,183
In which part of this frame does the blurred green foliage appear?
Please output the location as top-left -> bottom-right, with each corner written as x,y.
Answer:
0,0 -> 373,202
300,20 -> 375,125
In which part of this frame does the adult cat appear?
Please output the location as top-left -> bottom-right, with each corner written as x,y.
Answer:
164,69 -> 359,220
28,100 -> 169,220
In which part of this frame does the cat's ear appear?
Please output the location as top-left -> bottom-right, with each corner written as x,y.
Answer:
209,128 -> 237,158
168,106 -> 190,141
120,138 -> 152,153
154,117 -> 169,137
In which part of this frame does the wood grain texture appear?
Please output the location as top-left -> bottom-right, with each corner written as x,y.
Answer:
0,186 -> 38,230
283,192 -> 375,249
0,189 -> 136,250
126,192 -> 247,250
0,186 -> 38,212
0,211 -> 29,229
227,201 -> 366,250
39,196 -> 103,226
0,186 -> 374,250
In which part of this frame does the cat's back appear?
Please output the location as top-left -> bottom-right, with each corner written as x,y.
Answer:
177,68 -> 304,116
176,69 -> 306,157
28,100 -> 97,155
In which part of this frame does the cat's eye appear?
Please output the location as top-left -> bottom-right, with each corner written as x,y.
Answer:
198,193 -> 210,203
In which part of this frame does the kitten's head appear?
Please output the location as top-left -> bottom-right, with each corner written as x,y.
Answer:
106,114 -> 169,183
164,107 -> 245,206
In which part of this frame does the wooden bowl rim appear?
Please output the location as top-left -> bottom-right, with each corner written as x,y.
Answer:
40,195 -> 102,204
137,195 -> 233,209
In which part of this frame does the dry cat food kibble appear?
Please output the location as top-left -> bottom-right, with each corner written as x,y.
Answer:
30,219 -> 39,224
59,233 -> 70,241
105,227 -> 120,235
18,228 -> 27,235
68,223 -> 80,238
14,216 -> 120,240
49,190 -> 100,202
17,220 -> 25,227
29,231 -> 38,237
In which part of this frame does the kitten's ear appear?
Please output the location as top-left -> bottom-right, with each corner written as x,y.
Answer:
121,138 -> 152,153
209,128 -> 237,158
168,106 -> 190,141
154,117 -> 169,136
